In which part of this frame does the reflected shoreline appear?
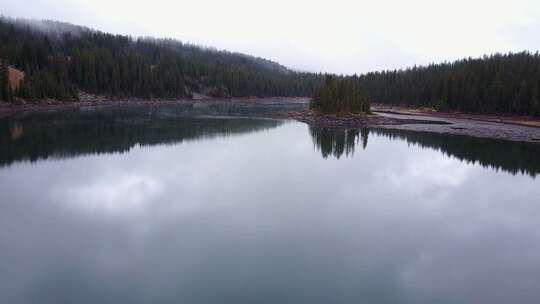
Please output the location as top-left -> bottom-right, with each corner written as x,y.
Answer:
0,109 -> 283,167
1,108 -> 539,177
309,126 -> 540,177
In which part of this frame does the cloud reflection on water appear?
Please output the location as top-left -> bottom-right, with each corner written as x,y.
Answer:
0,119 -> 539,304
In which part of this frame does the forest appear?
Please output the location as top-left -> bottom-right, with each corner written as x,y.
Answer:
310,75 -> 372,114
2,18 -> 540,118
0,59 -> 13,102
360,52 -> 540,116
0,18 -> 322,101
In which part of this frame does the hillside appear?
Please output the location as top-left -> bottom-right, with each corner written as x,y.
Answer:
1,17 -> 540,118
0,17 -> 322,102
360,52 -> 540,116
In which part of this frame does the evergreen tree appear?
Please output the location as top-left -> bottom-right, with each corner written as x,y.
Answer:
311,75 -> 371,114
0,59 -> 6,101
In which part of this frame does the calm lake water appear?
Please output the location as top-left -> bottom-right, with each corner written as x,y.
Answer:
1,106 -> 540,304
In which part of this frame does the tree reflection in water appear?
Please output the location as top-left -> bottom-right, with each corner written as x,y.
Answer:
2,108 -> 539,178
0,109 -> 282,167
309,126 -> 369,159
309,125 -> 540,177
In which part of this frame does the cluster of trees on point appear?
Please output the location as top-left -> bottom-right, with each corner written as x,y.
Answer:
310,76 -> 371,114
0,18 -> 322,102
359,52 -> 540,116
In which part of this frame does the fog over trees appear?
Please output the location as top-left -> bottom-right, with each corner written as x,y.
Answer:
0,18 -> 322,101
1,18 -> 540,117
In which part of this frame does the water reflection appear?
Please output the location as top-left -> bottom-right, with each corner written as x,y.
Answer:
1,115 -> 539,304
3,109 -> 539,178
0,109 -> 282,167
309,126 -> 540,177
374,129 -> 540,177
309,127 -> 369,159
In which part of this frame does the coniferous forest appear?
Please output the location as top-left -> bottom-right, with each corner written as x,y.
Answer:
311,76 -> 371,114
359,52 -> 540,116
0,18 -> 322,101
1,17 -> 540,117
0,58 -> 13,102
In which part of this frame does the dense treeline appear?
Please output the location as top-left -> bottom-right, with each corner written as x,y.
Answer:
0,18 -> 322,102
0,58 -> 11,102
3,17 -> 540,118
311,76 -> 371,114
360,52 -> 540,116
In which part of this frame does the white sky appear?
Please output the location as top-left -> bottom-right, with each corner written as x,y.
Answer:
3,0 -> 540,74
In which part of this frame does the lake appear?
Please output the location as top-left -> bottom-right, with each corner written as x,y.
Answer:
1,105 -> 540,304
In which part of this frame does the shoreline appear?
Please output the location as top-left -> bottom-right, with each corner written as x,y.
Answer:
279,109 -> 540,144
0,97 -> 310,117
0,99 -> 190,117
279,110 -> 452,128
3,98 -> 538,128
372,104 -> 540,129
2,98 -> 540,144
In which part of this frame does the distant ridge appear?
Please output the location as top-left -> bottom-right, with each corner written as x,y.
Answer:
6,17 -> 291,74
0,16 -> 321,102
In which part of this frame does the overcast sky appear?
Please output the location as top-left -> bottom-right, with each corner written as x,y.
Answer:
3,0 -> 540,74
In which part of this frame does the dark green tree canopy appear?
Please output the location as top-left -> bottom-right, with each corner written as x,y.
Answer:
311,75 -> 371,114
2,18 -> 540,118
359,52 -> 540,116
0,18 -> 323,102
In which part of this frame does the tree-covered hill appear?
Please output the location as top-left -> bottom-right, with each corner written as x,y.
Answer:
359,52 -> 540,116
2,17 -> 540,118
0,17 -> 322,102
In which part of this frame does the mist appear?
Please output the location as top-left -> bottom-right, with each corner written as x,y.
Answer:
3,0 -> 540,74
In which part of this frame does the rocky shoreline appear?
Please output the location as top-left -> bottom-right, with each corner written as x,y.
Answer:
279,109 -> 540,144
372,104 -> 540,129
280,110 -> 452,128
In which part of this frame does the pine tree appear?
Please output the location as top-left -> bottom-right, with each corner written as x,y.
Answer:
311,75 -> 371,114
0,60 -> 6,101
0,59 -> 12,102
